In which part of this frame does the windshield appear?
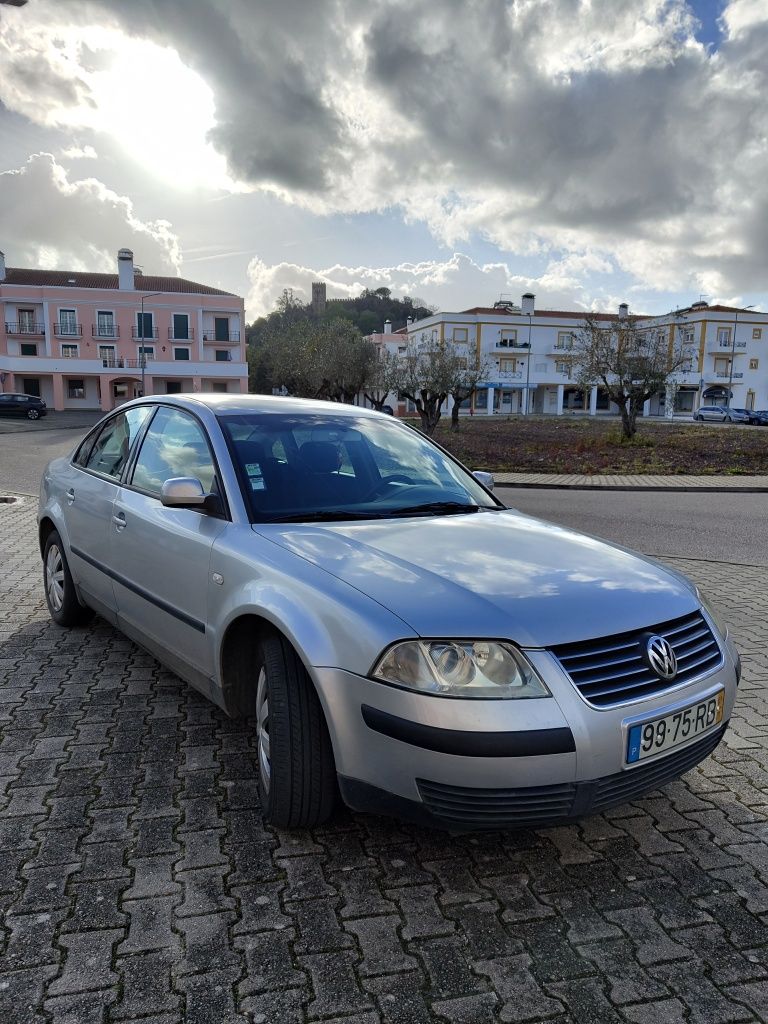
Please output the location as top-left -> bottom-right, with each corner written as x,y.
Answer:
219,411 -> 499,522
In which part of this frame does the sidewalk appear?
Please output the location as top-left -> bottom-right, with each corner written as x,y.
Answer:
0,410 -> 103,434
495,472 -> 768,491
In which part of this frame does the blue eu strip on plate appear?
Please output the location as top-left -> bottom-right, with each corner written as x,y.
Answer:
627,725 -> 642,764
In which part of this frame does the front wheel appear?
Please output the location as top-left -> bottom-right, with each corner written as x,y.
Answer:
27,408 -> 40,420
43,531 -> 93,627
255,633 -> 336,828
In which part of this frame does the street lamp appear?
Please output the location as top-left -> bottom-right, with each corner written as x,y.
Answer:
138,292 -> 161,399
726,304 -> 753,411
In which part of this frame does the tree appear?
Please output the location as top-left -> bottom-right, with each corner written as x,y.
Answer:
363,345 -> 401,411
571,316 -> 691,440
391,332 -> 488,435
447,348 -> 490,431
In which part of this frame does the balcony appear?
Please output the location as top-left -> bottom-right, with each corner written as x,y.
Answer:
202,330 -> 240,343
712,342 -> 747,351
53,323 -> 83,338
494,341 -> 530,351
168,327 -> 194,340
5,321 -> 46,336
131,327 -> 160,340
712,372 -> 744,379
92,325 -> 120,339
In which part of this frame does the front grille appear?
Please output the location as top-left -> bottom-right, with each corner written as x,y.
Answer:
551,611 -> 722,708
416,724 -> 726,828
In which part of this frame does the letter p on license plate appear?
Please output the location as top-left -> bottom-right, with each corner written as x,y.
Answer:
626,691 -> 724,764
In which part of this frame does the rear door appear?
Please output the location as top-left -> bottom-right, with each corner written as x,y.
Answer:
62,406 -> 152,619
109,405 -> 227,678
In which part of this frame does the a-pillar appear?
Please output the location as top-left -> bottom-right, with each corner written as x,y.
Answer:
52,375 -> 65,411
486,387 -> 494,415
643,399 -> 651,418
556,384 -> 565,415
589,386 -> 598,416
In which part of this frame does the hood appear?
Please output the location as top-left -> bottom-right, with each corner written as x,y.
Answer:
256,510 -> 698,647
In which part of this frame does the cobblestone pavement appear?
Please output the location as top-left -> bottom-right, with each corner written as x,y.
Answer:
2,498 -> 767,1024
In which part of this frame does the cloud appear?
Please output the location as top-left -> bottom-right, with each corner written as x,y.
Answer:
0,153 -> 180,273
245,251 -> 609,320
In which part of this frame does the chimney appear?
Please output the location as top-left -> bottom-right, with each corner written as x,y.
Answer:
117,248 -> 135,290
0,250 -> 5,283
618,302 -> 629,319
521,292 -> 535,315
383,319 -> 392,334
406,316 -> 413,327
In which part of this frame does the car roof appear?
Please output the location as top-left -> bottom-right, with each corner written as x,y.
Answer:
117,393 -> 386,419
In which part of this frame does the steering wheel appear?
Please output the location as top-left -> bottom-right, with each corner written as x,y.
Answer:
364,474 -> 416,499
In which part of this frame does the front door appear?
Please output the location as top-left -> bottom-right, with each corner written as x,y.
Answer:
109,405 -> 226,679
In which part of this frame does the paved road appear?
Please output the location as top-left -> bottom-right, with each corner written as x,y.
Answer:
2,494 -> 768,1022
499,487 -> 768,567
0,428 -> 84,496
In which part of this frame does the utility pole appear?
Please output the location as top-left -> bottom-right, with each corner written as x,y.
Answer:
726,305 -> 753,411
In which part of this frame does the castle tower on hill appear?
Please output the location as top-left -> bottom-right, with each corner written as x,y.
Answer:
311,282 -> 326,317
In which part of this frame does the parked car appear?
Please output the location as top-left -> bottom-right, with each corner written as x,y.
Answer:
747,410 -> 768,425
0,392 -> 47,419
39,395 -> 740,830
725,408 -> 751,423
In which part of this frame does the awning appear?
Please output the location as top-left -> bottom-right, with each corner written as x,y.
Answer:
703,385 -> 733,398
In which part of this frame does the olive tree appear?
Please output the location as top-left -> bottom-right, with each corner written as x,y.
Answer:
571,316 -> 692,440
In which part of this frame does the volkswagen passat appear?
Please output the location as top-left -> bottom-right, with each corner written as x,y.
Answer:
38,395 -> 740,829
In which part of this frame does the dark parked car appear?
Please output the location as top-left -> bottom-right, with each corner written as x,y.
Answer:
0,392 -> 47,419
747,410 -> 768,425
725,408 -> 751,423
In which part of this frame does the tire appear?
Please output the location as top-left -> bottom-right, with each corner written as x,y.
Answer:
43,530 -> 93,627
255,632 -> 336,828
27,408 -> 40,420
694,413 -> 702,421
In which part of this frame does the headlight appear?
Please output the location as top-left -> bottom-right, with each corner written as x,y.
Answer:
372,640 -> 551,698
697,590 -> 728,639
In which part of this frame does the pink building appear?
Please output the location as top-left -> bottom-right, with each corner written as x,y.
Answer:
0,248 -> 247,411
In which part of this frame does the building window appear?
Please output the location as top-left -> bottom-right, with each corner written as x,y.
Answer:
174,347 -> 190,361
68,379 -> 85,399
753,329 -> 762,340
555,360 -> 571,375
59,310 -> 78,335
717,327 -> 731,346
499,330 -> 517,347
750,358 -> 759,370
137,346 -> 155,363
22,379 -> 41,397
96,311 -> 116,338
215,350 -> 231,362
99,345 -> 117,366
172,314 -> 189,340
452,327 -> 468,342
714,357 -> 731,375
214,317 -> 230,341
136,312 -> 154,338
61,344 -> 79,358
535,362 -> 548,372
556,332 -> 573,350
499,358 -> 517,372
20,343 -> 37,356
682,328 -> 695,344
166,381 -> 182,394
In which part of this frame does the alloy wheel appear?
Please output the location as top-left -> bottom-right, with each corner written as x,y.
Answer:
256,666 -> 271,793
45,543 -> 65,612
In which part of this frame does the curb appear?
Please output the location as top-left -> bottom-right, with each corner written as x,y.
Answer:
498,482 -> 768,493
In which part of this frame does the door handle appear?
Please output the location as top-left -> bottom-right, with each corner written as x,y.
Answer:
112,513 -> 127,530
65,488 -> 75,504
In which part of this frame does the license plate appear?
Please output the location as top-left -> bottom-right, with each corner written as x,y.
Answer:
626,691 -> 724,765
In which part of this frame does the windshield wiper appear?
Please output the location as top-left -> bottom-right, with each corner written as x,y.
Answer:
263,510 -> 384,523
385,501 -> 484,518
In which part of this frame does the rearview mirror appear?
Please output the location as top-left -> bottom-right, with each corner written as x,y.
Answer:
472,471 -> 495,491
160,477 -> 208,507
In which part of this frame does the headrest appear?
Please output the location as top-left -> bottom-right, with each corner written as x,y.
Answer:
299,441 -> 340,473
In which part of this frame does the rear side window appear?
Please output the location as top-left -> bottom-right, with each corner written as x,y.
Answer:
82,407 -> 152,480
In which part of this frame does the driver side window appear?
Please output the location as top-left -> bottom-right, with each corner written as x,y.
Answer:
130,406 -> 216,496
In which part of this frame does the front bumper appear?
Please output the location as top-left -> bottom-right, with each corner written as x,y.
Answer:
313,645 -> 738,830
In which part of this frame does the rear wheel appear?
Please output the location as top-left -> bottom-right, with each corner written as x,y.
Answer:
255,633 -> 336,828
27,408 -> 40,420
43,531 -> 92,627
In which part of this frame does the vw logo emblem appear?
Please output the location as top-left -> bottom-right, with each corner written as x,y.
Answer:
645,635 -> 678,680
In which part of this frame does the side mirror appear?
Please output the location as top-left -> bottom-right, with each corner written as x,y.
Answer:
472,471 -> 495,491
160,477 -> 209,508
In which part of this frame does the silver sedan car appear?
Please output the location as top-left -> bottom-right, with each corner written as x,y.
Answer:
39,395 -> 740,830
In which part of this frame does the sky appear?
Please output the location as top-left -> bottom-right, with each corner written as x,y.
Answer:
0,0 -> 766,321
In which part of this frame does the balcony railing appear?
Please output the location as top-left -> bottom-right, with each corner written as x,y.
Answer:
53,323 -> 83,337
5,322 -> 46,335
102,356 -> 155,369
202,330 -> 240,343
497,370 -> 523,380
494,341 -> 530,350
717,340 -> 747,348
93,325 -> 120,339
131,327 -> 160,339
168,328 -> 194,340
713,371 -> 744,379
